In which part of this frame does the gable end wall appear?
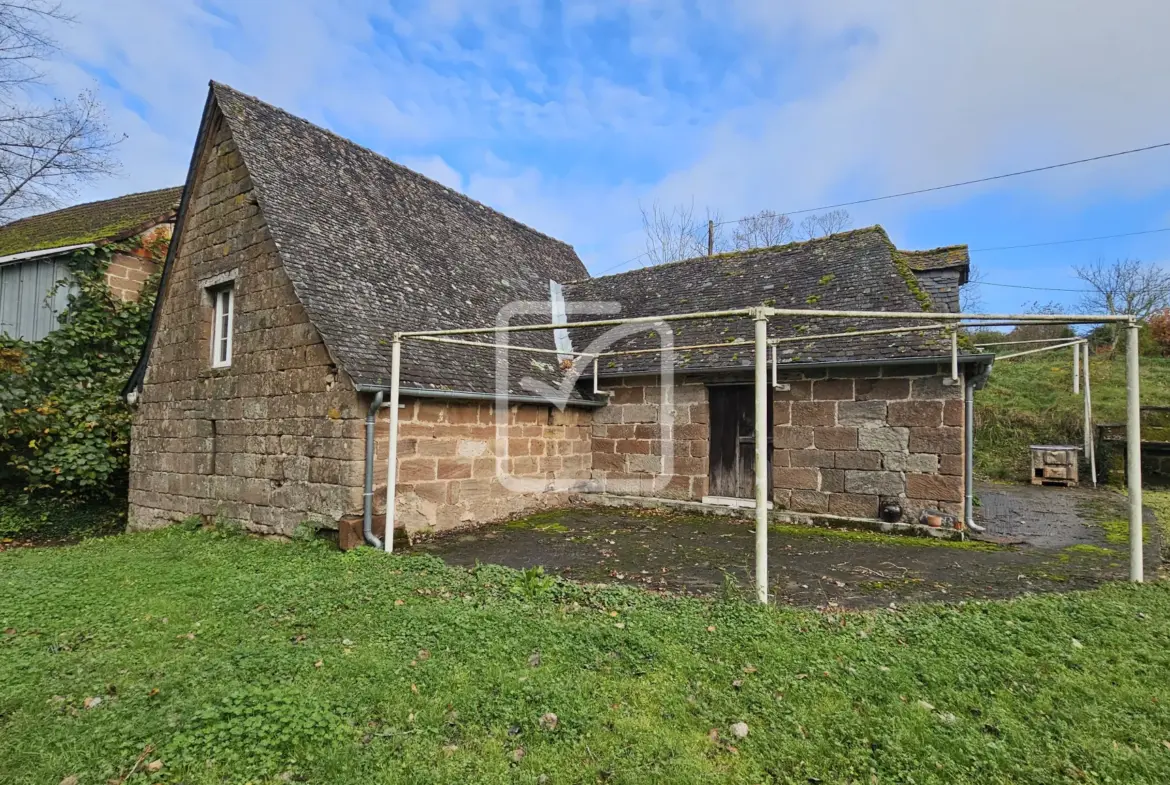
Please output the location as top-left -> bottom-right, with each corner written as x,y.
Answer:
128,111 -> 367,535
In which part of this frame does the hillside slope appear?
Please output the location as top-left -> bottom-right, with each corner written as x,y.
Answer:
974,354 -> 1170,481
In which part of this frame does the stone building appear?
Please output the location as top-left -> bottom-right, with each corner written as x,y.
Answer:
125,81 -> 989,540
0,187 -> 180,340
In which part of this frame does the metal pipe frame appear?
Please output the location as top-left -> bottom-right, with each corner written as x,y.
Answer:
975,336 -> 1090,347
411,334 -> 597,357
1073,339 -> 1081,394
1081,341 -> 1090,484
384,338 -> 402,553
753,311 -> 769,604
399,308 -> 752,337
380,305 -> 1138,583
1126,324 -> 1143,582
768,322 -> 949,346
398,307 -> 1132,340
996,339 -> 1084,361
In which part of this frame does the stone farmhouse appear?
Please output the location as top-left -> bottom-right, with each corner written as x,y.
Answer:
0,187 -> 180,340
124,82 -> 990,540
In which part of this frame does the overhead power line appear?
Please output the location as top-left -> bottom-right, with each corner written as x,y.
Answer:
970,226 -> 1170,252
713,140 -> 1170,227
976,281 -> 1090,293
595,249 -> 652,276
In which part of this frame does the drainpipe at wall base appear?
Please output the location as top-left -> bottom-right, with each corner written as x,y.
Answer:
963,379 -> 986,534
362,390 -> 385,548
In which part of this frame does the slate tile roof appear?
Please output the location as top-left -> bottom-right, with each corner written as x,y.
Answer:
902,245 -> 970,276
564,227 -> 967,376
0,187 -> 181,258
210,83 -> 587,396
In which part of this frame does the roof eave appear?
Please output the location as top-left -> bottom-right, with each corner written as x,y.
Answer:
0,242 -> 95,268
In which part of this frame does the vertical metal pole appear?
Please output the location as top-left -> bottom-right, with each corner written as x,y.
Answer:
950,329 -> 959,381
1081,341 -> 1090,484
384,336 -> 402,553
1125,324 -> 1143,582
708,220 -> 715,256
1073,339 -> 1080,394
753,311 -> 769,604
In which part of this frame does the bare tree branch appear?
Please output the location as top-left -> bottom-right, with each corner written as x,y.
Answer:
0,2 -> 120,222
640,199 -> 708,265
798,209 -> 852,240
960,263 -> 986,313
732,209 -> 793,250
1008,301 -> 1075,342
1074,258 -> 1170,349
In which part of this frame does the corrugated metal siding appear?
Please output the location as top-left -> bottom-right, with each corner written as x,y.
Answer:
0,258 -> 75,341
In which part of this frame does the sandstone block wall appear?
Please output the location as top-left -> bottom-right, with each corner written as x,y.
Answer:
129,112 -> 366,535
373,399 -> 592,533
590,375 -> 709,499
106,224 -> 172,301
106,252 -> 159,301
772,365 -> 965,520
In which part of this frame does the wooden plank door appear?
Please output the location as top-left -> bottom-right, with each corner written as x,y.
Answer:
708,385 -> 772,499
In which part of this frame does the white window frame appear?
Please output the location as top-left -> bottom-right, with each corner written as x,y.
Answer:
210,283 -> 234,368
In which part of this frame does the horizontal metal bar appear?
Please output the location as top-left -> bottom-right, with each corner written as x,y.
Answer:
997,340 -> 1084,360
411,334 -> 597,357
761,307 -> 1132,324
353,384 -> 607,408
769,322 -> 949,345
976,337 -> 1087,348
398,308 -> 754,338
599,340 -> 748,358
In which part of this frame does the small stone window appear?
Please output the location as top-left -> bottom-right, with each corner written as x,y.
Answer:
209,283 -> 234,367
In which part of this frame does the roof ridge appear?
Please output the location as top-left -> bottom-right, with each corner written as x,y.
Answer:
209,81 -> 576,254
576,225 -> 891,283
902,244 -> 969,254
0,186 -> 182,229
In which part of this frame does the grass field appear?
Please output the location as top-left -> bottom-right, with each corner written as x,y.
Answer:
3,526 -> 1170,784
974,354 -> 1170,481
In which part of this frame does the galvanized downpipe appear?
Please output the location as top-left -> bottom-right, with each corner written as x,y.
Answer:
964,379 -> 985,534
363,390 -> 384,548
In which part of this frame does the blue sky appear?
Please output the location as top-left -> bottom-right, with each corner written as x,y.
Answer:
45,0 -> 1170,313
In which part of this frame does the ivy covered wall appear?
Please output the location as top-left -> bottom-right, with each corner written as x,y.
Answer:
0,239 -> 161,500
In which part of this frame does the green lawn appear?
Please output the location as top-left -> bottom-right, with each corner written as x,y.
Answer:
3,528 -> 1170,784
975,354 -> 1170,481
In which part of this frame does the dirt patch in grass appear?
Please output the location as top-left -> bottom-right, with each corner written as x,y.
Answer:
414,500 -> 1151,609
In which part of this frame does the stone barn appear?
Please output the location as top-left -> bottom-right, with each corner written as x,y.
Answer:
125,81 -> 990,540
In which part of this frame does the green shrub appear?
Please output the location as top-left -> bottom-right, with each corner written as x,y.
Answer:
0,243 -> 158,500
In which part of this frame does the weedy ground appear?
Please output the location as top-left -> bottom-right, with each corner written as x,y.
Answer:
3,524 -> 1170,784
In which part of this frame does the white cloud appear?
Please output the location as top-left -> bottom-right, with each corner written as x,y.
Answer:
19,0 -> 1170,290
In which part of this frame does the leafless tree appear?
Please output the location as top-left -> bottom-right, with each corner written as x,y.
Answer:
0,2 -> 121,222
1008,300 -> 1075,343
1074,257 -> 1170,349
960,263 -> 986,313
732,209 -> 794,250
640,200 -> 704,265
640,202 -> 853,265
798,208 -> 852,240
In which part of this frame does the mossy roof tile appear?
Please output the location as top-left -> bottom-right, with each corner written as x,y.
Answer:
0,187 -> 182,258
